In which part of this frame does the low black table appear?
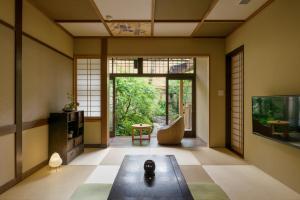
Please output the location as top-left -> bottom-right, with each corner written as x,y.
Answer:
108,155 -> 194,200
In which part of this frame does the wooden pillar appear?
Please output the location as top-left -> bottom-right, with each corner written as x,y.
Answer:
101,38 -> 109,146
179,80 -> 184,115
15,0 -> 23,181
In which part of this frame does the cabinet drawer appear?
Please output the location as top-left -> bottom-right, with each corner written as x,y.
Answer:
74,135 -> 83,146
67,139 -> 74,152
67,148 -> 77,163
66,144 -> 84,163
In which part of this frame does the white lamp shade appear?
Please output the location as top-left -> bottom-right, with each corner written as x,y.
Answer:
49,152 -> 63,168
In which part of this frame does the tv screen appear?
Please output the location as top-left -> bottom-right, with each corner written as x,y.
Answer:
252,96 -> 300,148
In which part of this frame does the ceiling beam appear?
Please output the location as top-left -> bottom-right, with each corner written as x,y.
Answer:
54,19 -> 245,23
151,0 -> 156,36
191,0 -> 219,36
74,36 -> 225,39
89,0 -> 113,36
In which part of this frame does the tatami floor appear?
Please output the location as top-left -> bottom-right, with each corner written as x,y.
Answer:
1,138 -> 300,200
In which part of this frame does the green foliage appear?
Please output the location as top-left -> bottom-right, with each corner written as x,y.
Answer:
115,78 -> 158,136
64,93 -> 79,112
252,97 -> 283,125
168,80 -> 192,121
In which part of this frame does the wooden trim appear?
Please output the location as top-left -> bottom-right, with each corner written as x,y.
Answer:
0,124 -> 16,136
89,0 -> 113,36
28,0 -> 74,38
22,32 -> 73,60
22,160 -> 48,179
0,119 -> 50,135
85,117 -> 101,122
22,119 -> 48,130
226,45 -> 244,158
111,78 -> 116,137
191,0 -> 219,36
15,0 -> 23,181
151,0 -> 156,36
246,0 -> 274,22
84,144 -> 107,148
0,19 -> 14,30
55,19 -> 245,23
0,159 -> 48,194
56,22 -> 74,37
0,179 -> 17,194
55,19 -> 103,23
74,54 -> 101,58
100,38 -> 109,146
0,20 -> 73,60
204,20 -> 245,23
208,56 -> 211,147
74,36 -> 225,39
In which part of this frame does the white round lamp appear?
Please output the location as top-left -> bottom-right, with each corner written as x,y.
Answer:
49,152 -> 63,169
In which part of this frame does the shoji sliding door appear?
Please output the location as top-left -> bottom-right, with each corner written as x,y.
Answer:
226,46 -> 244,156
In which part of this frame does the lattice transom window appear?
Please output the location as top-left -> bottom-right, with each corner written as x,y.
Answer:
110,57 -> 138,74
169,58 -> 194,74
143,58 -> 168,74
76,58 -> 101,117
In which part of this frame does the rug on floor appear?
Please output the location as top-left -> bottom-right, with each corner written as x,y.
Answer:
69,183 -> 229,200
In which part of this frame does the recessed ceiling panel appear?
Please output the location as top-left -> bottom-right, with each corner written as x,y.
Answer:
59,23 -> 110,36
193,22 -> 242,37
207,0 -> 270,20
108,22 -> 151,36
28,0 -> 99,20
94,0 -> 152,20
155,0 -> 212,20
154,23 -> 198,36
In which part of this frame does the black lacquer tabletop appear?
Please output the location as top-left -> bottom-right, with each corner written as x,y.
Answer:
108,155 -> 194,200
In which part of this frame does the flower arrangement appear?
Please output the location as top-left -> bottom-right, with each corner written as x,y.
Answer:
63,93 -> 79,112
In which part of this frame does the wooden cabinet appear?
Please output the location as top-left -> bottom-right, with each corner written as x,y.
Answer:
49,111 -> 84,164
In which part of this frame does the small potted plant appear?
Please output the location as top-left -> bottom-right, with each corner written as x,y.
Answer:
63,93 -> 79,112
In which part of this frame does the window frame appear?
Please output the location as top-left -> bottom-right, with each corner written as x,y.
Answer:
74,55 -> 101,121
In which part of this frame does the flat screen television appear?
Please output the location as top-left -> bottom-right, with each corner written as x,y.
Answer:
252,96 -> 300,148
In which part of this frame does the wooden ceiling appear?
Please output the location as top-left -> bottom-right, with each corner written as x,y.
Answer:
29,0 -> 273,38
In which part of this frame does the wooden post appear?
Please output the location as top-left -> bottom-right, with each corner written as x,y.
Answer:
15,0 -> 23,181
179,80 -> 184,116
101,39 -> 109,147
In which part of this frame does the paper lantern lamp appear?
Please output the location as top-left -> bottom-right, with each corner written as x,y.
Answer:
49,152 -> 62,168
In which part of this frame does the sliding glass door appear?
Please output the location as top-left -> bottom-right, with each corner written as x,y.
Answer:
167,78 -> 195,137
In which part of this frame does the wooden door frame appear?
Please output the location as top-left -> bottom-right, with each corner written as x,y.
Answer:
166,77 -> 196,138
226,45 -> 244,157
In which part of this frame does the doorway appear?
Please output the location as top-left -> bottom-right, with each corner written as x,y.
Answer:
109,57 -> 196,138
167,78 -> 195,137
226,46 -> 244,157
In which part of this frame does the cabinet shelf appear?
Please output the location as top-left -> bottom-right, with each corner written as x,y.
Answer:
49,111 -> 84,164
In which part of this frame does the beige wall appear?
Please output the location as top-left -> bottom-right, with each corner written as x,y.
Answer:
0,0 -> 14,26
0,0 -> 74,189
74,38 -> 102,55
108,38 -> 225,147
226,0 -> 300,193
0,25 -> 14,126
23,0 -> 73,57
0,0 -> 15,187
22,126 -> 48,172
84,121 -> 102,144
0,134 -> 15,186
22,36 -> 73,122
196,57 -> 209,143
